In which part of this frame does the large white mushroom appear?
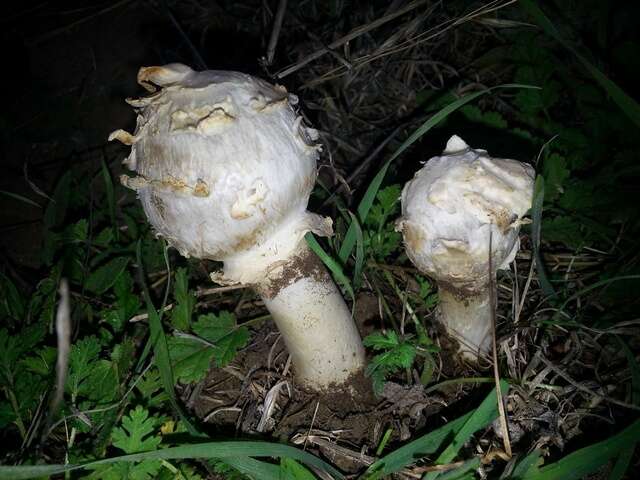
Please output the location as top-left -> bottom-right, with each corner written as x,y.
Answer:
396,135 -> 535,361
110,63 -> 365,390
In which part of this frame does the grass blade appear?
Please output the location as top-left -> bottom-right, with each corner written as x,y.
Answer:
338,84 -> 539,264
305,232 -> 355,303
0,190 -> 41,209
437,457 -> 481,480
223,456 -> 281,480
608,338 -> 640,480
558,274 -> 640,315
363,383 -> 506,479
609,445 -> 634,480
101,158 -> 119,241
531,176 -> 556,299
520,418 -> 640,480
363,414 -> 471,480
135,240 -> 200,437
510,450 -> 542,478
348,212 -> 365,289
424,380 -> 509,479
0,441 -> 343,480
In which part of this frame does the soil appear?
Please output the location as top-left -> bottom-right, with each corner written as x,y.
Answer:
183,291 -> 454,473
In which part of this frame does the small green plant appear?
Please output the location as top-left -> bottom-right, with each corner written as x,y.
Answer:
363,185 -> 403,262
363,330 -> 438,396
167,311 -> 249,383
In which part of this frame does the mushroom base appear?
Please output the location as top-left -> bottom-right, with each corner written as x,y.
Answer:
437,284 -> 493,361
256,243 -> 366,390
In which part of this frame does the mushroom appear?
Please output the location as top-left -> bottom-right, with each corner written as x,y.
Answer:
111,64 -> 365,390
396,135 -> 535,361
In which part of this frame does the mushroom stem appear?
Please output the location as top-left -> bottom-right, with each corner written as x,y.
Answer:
256,242 -> 365,389
437,284 -> 492,360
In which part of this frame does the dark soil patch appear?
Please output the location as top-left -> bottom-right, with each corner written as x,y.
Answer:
183,293 -> 456,473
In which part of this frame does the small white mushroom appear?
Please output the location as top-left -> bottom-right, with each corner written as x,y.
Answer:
397,135 -> 535,360
112,63 -> 365,390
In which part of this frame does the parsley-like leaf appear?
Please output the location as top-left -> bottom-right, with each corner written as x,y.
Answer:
112,406 -> 161,453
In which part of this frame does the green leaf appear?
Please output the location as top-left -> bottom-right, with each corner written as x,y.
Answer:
67,337 -> 102,398
101,158 -> 119,242
542,153 -> 570,202
168,312 -> 249,382
85,460 -> 162,480
112,406 -> 161,453
43,171 -> 72,229
135,369 -> 169,408
280,457 -> 317,479
167,337 -> 216,383
363,332 -> 417,396
542,217 -> 585,250
21,347 -> 57,376
61,218 -> 88,244
0,440 -> 343,480
82,360 -> 118,403
416,275 -> 439,309
511,450 -> 543,478
0,401 -> 15,428
91,407 -> 162,479
519,419 -> 640,480
0,272 -> 26,321
103,271 -> 141,332
305,233 -> 355,303
530,176 -> 557,299
436,458 -> 481,480
424,381 -> 509,479
171,268 -> 196,331
135,241 -> 200,437
348,212 -> 365,289
94,227 -> 115,248
364,331 -> 402,350
364,385 -> 505,479
29,271 -> 59,324
0,324 -> 46,385
86,257 -> 130,294
610,445 -> 634,480
363,410 -> 478,478
460,105 -> 508,129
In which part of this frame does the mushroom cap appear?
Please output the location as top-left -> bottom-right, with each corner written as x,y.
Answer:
397,135 -> 535,292
112,64 -> 329,283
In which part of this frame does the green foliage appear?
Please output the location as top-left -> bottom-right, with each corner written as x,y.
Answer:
102,271 -> 141,332
112,406 -> 162,453
414,275 -> 439,310
168,311 -> 249,383
210,460 -> 251,480
511,419 -> 640,480
363,384 -> 507,480
363,331 -> 417,395
363,185 -> 403,261
88,406 -> 162,479
86,257 -> 130,295
0,324 -> 48,436
171,268 -> 196,331
280,457 -> 317,479
0,273 -> 25,324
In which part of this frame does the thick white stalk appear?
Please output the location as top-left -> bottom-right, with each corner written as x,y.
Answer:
255,243 -> 365,390
437,285 -> 492,360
